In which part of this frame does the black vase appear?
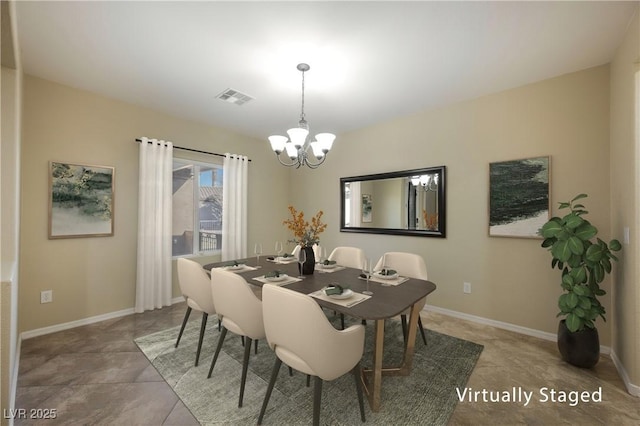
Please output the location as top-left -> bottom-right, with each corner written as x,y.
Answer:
299,246 -> 315,275
557,320 -> 600,368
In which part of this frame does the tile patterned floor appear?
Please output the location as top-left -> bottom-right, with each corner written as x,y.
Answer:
13,304 -> 640,425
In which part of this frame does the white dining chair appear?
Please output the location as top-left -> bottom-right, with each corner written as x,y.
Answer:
176,258 -> 218,366
374,252 -> 429,345
327,246 -> 367,328
328,246 -> 365,269
208,268 -> 266,408
258,284 -> 366,426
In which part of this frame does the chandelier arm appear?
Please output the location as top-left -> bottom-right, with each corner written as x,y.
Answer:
302,152 -> 328,169
274,152 -> 299,168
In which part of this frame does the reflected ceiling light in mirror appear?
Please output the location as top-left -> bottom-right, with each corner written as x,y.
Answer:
411,174 -> 439,191
268,63 -> 335,169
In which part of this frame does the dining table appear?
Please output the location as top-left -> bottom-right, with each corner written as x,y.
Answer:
204,255 -> 437,412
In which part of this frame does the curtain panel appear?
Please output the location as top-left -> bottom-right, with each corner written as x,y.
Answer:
135,137 -> 173,312
221,153 -> 248,261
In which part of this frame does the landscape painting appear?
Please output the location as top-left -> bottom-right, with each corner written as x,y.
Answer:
489,156 -> 550,238
49,162 -> 115,239
362,194 -> 372,223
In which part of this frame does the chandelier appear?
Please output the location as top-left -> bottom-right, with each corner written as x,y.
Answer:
411,174 -> 439,191
268,63 -> 335,169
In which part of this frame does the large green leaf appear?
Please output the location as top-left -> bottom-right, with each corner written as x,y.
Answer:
564,214 -> 584,229
568,236 -> 584,255
570,266 -> 587,283
551,240 -> 572,262
578,296 -> 592,309
566,313 -> 582,332
586,244 -> 605,262
571,193 -> 588,202
572,285 -> 587,296
566,292 -> 578,309
574,223 -> 597,241
540,220 -> 563,238
609,239 -> 622,251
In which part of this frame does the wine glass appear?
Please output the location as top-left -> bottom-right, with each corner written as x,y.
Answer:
297,248 -> 307,279
275,241 -> 283,259
254,243 -> 263,267
318,246 -> 327,267
362,258 -> 373,295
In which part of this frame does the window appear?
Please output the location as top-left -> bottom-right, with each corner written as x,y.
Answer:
172,158 -> 223,257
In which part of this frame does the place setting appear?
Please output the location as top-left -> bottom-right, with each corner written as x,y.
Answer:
367,267 -> 409,286
252,269 -> 302,286
309,282 -> 371,308
211,260 -> 258,274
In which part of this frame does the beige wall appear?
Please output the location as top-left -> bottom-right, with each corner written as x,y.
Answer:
610,9 -> 639,388
19,75 -> 290,333
291,65 -> 614,344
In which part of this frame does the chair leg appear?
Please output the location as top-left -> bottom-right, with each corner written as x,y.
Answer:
218,318 -> 221,331
175,307 -> 192,348
195,312 -> 208,366
306,374 -> 311,387
313,376 -> 323,426
401,314 -> 408,343
254,338 -> 259,354
352,363 -> 366,422
207,327 -> 227,378
418,317 -> 427,345
288,366 -> 293,376
340,314 -> 345,330
238,337 -> 253,407
258,357 -> 282,425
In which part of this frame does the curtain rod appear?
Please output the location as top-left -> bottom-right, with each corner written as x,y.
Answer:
135,138 -> 251,162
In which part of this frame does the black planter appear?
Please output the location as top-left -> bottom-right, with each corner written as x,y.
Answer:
299,246 -> 316,275
557,320 -> 600,368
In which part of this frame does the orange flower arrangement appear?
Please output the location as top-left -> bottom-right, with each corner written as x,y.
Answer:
422,209 -> 439,231
283,205 -> 327,247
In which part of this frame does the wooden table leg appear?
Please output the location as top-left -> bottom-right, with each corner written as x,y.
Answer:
361,319 -> 385,412
361,303 -> 421,412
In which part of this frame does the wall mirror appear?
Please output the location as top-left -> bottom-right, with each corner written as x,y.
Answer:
340,166 -> 446,237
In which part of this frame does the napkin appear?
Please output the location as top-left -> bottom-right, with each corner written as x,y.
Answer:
378,268 -> 397,276
324,284 -> 350,295
264,270 -> 286,278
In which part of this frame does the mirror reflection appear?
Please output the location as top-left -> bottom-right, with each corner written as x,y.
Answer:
340,166 -> 446,237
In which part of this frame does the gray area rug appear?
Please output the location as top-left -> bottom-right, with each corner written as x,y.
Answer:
135,315 -> 483,425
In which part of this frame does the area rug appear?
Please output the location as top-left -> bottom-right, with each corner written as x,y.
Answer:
135,316 -> 483,426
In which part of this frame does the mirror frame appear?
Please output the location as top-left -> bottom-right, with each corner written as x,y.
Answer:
340,166 -> 446,238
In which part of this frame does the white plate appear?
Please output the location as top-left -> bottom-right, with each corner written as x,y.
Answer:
374,271 -> 398,280
320,262 -> 338,269
226,264 -> 245,271
277,256 -> 296,262
325,288 -> 354,300
265,274 -> 288,282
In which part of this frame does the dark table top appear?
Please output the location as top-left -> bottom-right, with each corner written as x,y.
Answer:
204,255 -> 437,321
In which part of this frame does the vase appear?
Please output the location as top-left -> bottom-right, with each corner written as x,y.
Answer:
299,246 -> 315,275
557,320 -> 600,368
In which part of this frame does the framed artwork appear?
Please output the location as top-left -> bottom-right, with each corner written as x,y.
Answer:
49,161 -> 115,239
489,156 -> 550,238
362,194 -> 372,223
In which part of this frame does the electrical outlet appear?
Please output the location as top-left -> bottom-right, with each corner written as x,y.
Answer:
40,290 -> 53,304
463,282 -> 471,294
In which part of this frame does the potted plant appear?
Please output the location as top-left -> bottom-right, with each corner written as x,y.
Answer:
283,205 -> 327,275
539,194 -> 622,368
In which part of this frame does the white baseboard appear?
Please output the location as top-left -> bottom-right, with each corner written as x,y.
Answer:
20,297 -> 184,340
610,349 -> 640,397
424,304 -> 611,355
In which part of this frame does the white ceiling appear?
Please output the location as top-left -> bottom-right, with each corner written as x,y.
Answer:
15,1 -> 638,141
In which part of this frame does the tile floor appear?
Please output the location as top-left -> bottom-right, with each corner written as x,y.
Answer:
13,304 -> 640,425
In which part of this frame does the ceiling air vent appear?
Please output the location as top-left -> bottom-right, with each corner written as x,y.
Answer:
216,88 -> 254,106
